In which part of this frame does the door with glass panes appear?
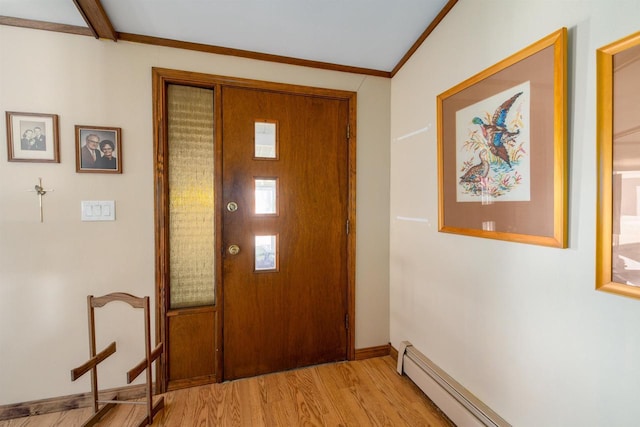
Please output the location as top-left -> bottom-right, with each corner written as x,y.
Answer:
221,86 -> 349,380
158,72 -> 353,390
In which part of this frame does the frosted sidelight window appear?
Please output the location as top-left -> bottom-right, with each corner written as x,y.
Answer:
255,121 -> 277,158
167,84 -> 215,308
255,178 -> 277,214
255,235 -> 277,271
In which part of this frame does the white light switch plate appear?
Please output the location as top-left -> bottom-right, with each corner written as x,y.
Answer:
81,201 -> 115,221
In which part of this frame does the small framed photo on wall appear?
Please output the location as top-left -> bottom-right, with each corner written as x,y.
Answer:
6,111 -> 60,163
75,125 -> 122,173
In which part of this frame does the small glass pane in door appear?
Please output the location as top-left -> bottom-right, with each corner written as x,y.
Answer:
255,121 -> 277,158
255,178 -> 277,214
255,235 -> 277,271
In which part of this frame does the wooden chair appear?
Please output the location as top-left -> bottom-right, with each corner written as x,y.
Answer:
70,292 -> 164,427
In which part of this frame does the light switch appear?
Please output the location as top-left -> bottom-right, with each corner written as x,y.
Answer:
81,201 -> 115,221
100,201 -> 115,220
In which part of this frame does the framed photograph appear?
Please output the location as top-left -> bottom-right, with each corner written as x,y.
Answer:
437,28 -> 567,247
6,111 -> 60,163
596,31 -> 640,299
75,125 -> 122,173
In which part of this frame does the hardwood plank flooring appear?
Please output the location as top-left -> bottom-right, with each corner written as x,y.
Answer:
0,356 -> 454,426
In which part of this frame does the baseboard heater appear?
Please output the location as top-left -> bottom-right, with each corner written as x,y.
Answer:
397,341 -> 511,427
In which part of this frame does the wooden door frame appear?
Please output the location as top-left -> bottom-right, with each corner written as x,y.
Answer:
152,67 -> 357,393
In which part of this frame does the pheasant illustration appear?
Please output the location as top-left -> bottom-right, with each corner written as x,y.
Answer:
460,149 -> 489,183
472,91 -> 523,167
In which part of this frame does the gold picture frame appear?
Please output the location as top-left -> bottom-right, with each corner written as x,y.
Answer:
437,28 -> 567,247
596,31 -> 640,299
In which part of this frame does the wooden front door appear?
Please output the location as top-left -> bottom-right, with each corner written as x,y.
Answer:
222,86 -> 350,380
154,69 -> 356,391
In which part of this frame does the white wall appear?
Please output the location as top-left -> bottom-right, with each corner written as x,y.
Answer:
390,1 -> 640,426
0,25 -> 390,404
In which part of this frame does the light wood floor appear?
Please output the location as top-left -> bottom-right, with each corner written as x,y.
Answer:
0,356 -> 454,426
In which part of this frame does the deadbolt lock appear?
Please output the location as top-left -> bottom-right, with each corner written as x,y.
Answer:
226,201 -> 238,212
228,244 -> 240,255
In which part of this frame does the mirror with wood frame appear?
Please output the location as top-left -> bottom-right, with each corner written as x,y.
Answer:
596,31 -> 640,299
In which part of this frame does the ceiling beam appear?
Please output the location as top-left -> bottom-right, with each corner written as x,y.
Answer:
73,0 -> 117,41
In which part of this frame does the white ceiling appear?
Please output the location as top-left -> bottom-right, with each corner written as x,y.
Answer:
0,0 -> 452,72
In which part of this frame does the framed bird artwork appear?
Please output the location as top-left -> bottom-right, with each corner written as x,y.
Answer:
437,28 -> 567,248
596,30 -> 640,300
